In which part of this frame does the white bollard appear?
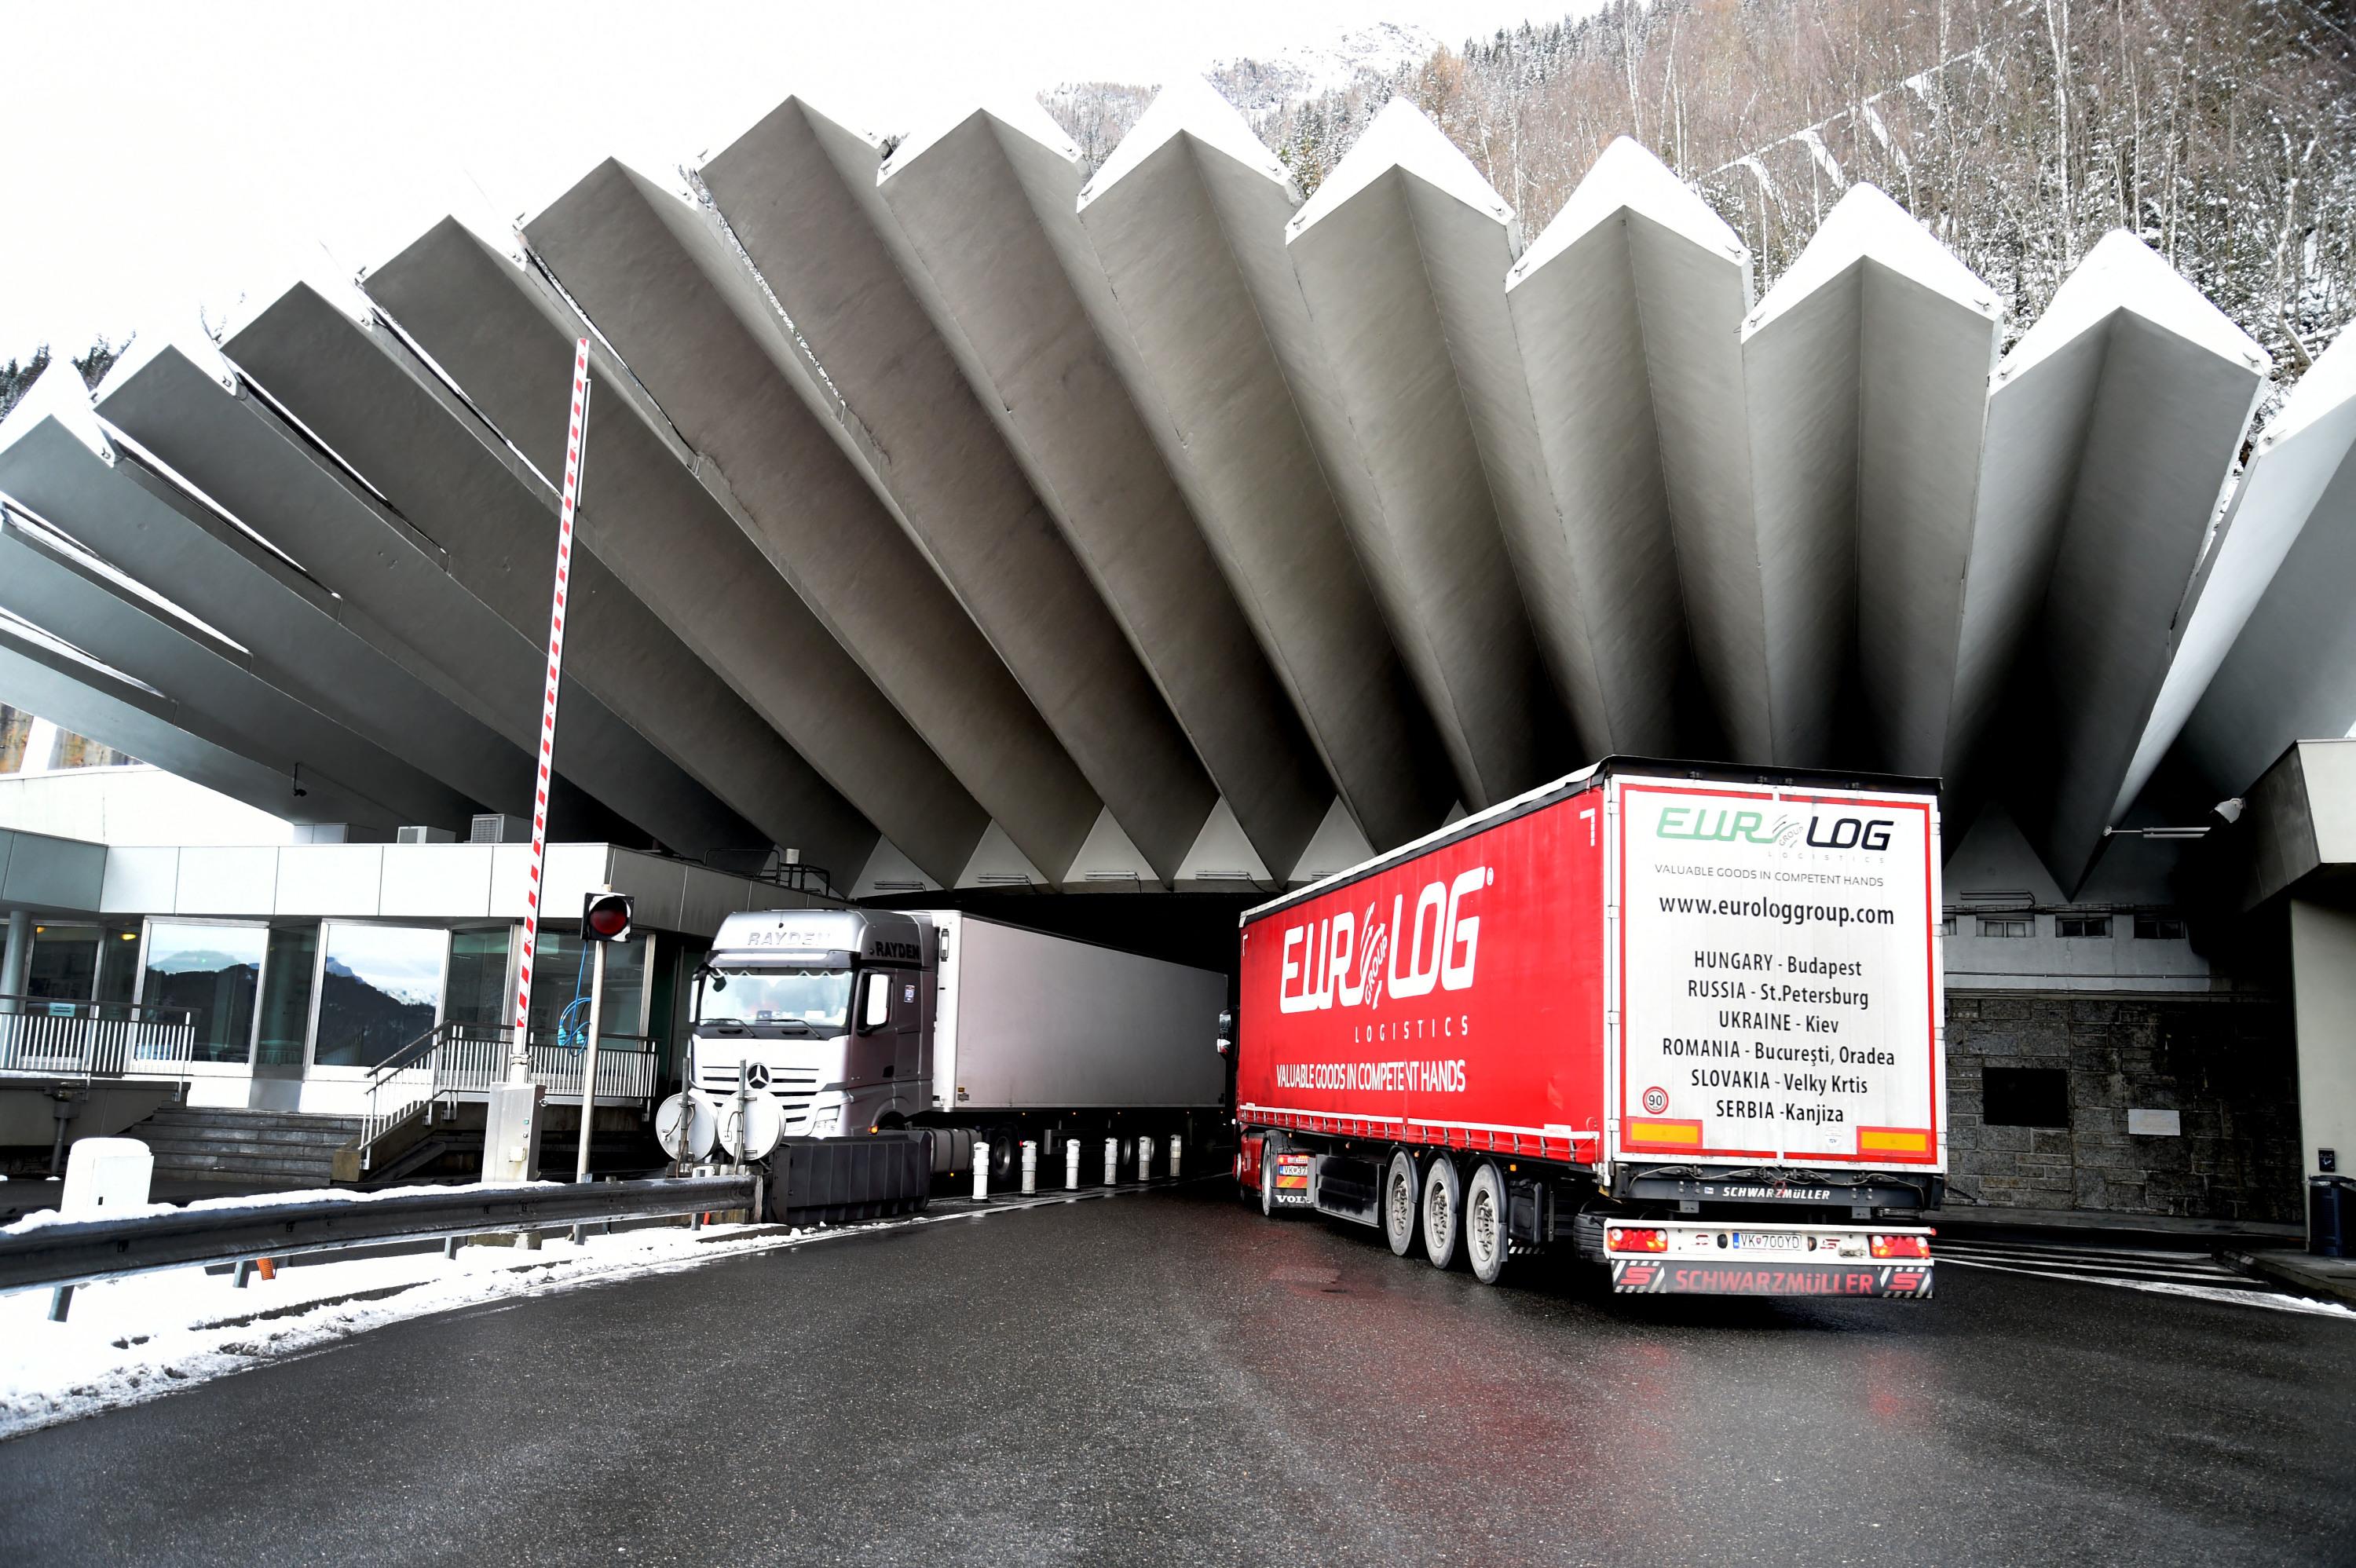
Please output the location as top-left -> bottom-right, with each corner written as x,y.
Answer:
1103,1136 -> 1119,1186
1066,1138 -> 1081,1190
1169,1133 -> 1183,1180
973,1141 -> 990,1201
1020,1139 -> 1037,1194
1137,1135 -> 1153,1182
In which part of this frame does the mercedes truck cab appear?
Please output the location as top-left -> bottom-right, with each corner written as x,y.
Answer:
691,908 -> 933,1140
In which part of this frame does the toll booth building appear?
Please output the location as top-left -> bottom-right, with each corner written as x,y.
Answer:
0,829 -> 832,1186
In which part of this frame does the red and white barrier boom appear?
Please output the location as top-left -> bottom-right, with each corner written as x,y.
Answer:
510,338 -> 593,1080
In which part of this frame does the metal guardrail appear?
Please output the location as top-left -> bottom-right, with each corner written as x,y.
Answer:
0,992 -> 195,1080
0,1175 -> 759,1296
357,1022 -> 663,1169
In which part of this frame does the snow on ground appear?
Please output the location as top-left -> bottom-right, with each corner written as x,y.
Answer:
0,1186 -> 1139,1442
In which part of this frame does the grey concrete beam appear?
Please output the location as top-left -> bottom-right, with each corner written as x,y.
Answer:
360,217 -> 957,880
0,491 -> 436,832
697,97 -> 1215,880
1959,232 -> 2266,889
1281,101 -> 1571,809
64,337 -> 562,835
1739,184 -> 2000,772
521,159 -> 1098,882
2127,331 -> 2356,808
874,101 -> 1330,876
1507,137 -> 1765,759
0,609 -> 327,824
1072,80 -> 1454,852
102,317 -> 739,856
218,283 -> 869,876
2175,408 -> 2356,805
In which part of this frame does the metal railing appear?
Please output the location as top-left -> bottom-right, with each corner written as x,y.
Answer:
0,1175 -> 759,1298
0,993 -> 195,1080
356,1021 -> 664,1171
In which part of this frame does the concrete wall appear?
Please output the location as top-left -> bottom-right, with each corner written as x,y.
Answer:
2290,898 -> 2356,1183
1945,989 -> 2299,1221
0,766 -> 294,846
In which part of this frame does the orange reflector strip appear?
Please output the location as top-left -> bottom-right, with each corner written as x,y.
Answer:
1858,1128 -> 1930,1153
1626,1120 -> 1703,1146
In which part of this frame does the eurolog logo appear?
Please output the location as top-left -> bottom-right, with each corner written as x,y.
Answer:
1655,804 -> 1893,852
1278,868 -> 1491,1014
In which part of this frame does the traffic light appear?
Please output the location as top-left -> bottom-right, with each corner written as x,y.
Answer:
582,890 -> 635,943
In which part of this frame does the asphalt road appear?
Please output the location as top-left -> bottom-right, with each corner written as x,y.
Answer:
4,1182 -> 2351,1566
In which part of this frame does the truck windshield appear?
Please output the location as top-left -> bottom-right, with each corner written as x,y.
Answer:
699,968 -> 853,1029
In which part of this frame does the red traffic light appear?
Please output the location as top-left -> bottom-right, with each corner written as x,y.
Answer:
583,891 -> 635,942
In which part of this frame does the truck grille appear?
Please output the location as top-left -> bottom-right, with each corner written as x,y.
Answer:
696,1063 -> 821,1110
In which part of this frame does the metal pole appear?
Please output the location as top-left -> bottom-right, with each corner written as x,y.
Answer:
574,923 -> 608,1183
510,341 -> 594,1081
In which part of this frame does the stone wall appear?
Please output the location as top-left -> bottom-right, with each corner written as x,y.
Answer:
1945,990 -> 2301,1222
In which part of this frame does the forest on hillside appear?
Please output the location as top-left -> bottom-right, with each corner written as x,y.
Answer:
1044,0 -> 2356,411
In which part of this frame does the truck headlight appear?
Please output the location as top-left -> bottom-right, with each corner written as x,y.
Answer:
809,1107 -> 841,1135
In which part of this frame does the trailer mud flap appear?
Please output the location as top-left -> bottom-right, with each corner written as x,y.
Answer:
1271,1150 -> 1314,1208
1612,1259 -> 1934,1299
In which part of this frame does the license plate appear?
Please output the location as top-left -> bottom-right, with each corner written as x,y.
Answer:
1732,1231 -> 1805,1252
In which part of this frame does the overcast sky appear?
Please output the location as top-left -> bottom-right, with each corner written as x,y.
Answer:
0,0 -> 1555,365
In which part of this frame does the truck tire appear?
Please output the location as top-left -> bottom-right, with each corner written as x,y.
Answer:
1464,1160 -> 1509,1285
1421,1156 -> 1463,1270
1259,1138 -> 1279,1218
1382,1150 -> 1420,1257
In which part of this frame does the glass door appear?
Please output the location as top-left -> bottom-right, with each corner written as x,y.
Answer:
253,923 -> 320,1080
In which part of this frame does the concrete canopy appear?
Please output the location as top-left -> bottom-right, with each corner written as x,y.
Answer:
1739,183 -> 2001,773
876,101 -> 1332,879
1282,100 -> 1572,810
102,323 -> 737,856
359,217 -> 975,882
1960,232 -> 2266,887
2124,330 -> 2356,813
2176,419 -> 2356,806
1507,136 -> 1762,760
218,284 -> 860,872
68,338 -> 571,832
1071,79 -> 1454,857
6,80 -> 2349,903
0,605 -> 333,824
521,157 -> 1103,886
0,491 -> 444,832
697,97 -> 1216,882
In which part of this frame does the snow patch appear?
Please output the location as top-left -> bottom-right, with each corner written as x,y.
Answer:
1081,77 -> 1294,211
1290,97 -> 1509,240
1513,137 -> 1744,290
1746,182 -> 1995,338
2001,229 -> 2269,382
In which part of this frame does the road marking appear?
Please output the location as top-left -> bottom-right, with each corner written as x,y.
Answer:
1934,1240 -> 2354,1318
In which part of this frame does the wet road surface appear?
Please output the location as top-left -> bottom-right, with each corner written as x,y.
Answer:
4,1180 -> 2351,1566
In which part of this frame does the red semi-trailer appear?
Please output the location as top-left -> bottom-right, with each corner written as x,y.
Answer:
1230,759 -> 1943,1299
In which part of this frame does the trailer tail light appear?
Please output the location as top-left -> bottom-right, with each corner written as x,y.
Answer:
1870,1234 -> 1930,1259
1607,1226 -> 1667,1253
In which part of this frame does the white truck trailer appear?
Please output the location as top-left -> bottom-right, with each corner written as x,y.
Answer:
690,908 -> 1227,1182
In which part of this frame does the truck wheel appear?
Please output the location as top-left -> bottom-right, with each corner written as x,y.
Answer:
1421,1157 -> 1463,1270
1259,1139 -> 1279,1218
1464,1160 -> 1509,1285
1382,1150 -> 1420,1257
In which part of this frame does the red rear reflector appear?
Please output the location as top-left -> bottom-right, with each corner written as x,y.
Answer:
1870,1234 -> 1930,1259
1607,1226 -> 1668,1253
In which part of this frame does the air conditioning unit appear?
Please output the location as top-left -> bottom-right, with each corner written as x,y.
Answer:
469,813 -> 529,845
397,826 -> 456,844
